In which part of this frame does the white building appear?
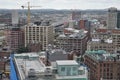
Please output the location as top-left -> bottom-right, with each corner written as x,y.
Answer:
12,10 -> 19,25
107,7 -> 118,29
24,23 -> 54,50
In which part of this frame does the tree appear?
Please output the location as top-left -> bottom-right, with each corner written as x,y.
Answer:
17,47 -> 29,53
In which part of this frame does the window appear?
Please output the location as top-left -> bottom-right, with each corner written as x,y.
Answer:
61,67 -> 65,71
73,67 -> 77,71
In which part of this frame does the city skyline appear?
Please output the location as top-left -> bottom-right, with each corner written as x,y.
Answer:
0,0 -> 120,10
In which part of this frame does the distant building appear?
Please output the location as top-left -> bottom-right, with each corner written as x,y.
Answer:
11,10 -> 19,26
87,38 -> 115,53
117,11 -> 120,28
84,50 -> 120,80
89,29 -> 120,53
24,22 -> 54,50
107,7 -> 117,29
5,27 -> 24,51
79,20 -> 90,30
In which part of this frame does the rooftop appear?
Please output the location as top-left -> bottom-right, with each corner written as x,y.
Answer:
14,53 -> 46,80
85,50 -> 120,62
56,60 -> 78,65
58,29 -> 87,39
13,52 -> 88,80
90,38 -> 113,44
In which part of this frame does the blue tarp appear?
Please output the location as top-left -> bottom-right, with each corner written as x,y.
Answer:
10,54 -> 18,80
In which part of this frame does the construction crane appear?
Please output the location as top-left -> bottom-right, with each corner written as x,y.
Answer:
21,2 -> 41,25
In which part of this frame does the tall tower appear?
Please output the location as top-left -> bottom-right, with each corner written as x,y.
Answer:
12,10 -> 19,25
117,11 -> 120,28
107,7 -> 117,29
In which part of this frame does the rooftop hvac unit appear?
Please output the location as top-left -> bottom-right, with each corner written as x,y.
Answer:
28,68 -> 36,78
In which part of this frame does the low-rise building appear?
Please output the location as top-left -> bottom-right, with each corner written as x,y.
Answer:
57,29 -> 89,54
10,52 -> 88,80
89,29 -> 120,53
56,60 -> 88,80
87,38 -> 115,53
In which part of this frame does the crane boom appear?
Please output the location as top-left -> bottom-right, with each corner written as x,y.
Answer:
21,2 -> 41,25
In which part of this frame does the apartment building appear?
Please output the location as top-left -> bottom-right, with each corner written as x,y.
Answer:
24,22 -> 54,50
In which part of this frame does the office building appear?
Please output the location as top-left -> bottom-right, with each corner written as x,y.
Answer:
57,28 -> 89,53
24,22 -> 54,50
89,28 -> 120,53
87,38 -> 115,53
84,50 -> 120,80
107,8 -> 120,29
11,10 -> 19,25
117,11 -> 120,28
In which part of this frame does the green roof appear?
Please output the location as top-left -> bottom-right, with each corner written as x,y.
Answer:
85,50 -> 106,54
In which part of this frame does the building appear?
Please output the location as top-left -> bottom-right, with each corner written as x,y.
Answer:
117,11 -> 120,28
5,27 -> 24,51
79,20 -> 90,30
57,29 -> 89,54
24,22 -> 54,50
107,8 -> 120,29
107,7 -> 118,29
89,28 -> 120,53
0,48 -> 10,72
56,60 -> 88,80
87,38 -> 115,53
84,50 -> 120,80
11,10 -> 19,26
10,53 -> 88,80
27,43 -> 42,52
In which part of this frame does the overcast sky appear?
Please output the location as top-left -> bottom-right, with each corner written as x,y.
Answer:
0,0 -> 120,10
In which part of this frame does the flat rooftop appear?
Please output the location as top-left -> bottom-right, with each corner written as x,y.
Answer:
85,50 -> 120,62
56,60 -> 78,65
14,53 -> 47,80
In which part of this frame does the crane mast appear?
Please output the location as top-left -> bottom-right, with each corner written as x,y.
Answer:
21,2 -> 41,25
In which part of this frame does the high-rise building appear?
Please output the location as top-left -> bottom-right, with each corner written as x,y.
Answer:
107,7 -> 120,29
5,27 -> 24,51
107,7 -> 118,29
24,23 -> 54,50
117,11 -> 120,28
84,50 -> 120,80
11,10 -> 19,25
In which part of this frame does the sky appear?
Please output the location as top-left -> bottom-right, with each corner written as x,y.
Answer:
0,0 -> 120,10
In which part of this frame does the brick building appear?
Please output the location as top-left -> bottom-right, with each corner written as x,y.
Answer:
5,27 -> 24,51
57,29 -> 89,54
84,50 -> 120,80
